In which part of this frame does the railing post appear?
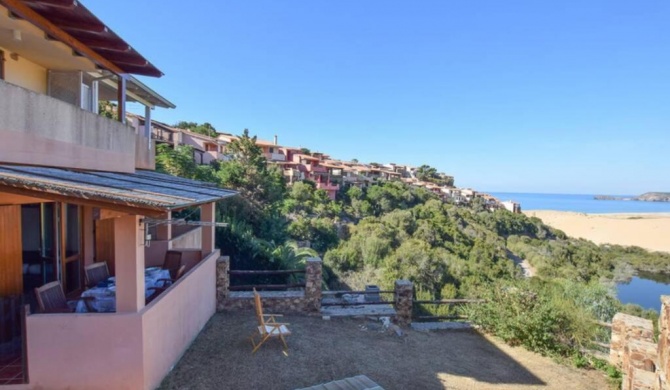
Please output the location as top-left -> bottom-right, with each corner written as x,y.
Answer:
304,257 -> 322,312
394,280 -> 413,327
216,256 -> 230,311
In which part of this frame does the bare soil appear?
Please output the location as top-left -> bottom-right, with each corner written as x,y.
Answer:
159,312 -> 611,390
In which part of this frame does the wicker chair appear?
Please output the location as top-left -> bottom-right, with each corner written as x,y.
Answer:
162,250 -> 183,279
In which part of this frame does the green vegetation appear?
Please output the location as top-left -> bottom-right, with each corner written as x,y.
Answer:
415,164 -> 454,187
156,129 -> 670,366
173,121 -> 218,137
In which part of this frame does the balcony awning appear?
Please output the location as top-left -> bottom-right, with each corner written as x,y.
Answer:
0,165 -> 237,216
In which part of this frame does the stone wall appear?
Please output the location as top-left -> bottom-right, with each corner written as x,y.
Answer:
216,257 -> 323,314
610,296 -> 670,390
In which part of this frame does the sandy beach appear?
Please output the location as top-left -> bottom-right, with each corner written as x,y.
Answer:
525,210 -> 670,253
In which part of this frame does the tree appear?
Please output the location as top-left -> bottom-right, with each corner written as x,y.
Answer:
174,121 -> 218,137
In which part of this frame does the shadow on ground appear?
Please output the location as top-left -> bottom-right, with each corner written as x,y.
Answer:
159,312 -> 606,390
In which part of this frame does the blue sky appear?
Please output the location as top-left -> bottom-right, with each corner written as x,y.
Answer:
86,1 -> 670,194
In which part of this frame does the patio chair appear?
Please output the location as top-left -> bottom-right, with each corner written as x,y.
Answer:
146,265 -> 186,304
162,250 -> 183,279
250,288 -> 291,353
84,261 -> 110,289
34,281 -> 94,313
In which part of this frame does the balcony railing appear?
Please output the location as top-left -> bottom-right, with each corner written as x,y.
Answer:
264,152 -> 286,161
0,79 -> 149,173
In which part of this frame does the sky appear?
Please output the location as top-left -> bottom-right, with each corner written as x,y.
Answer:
86,1 -> 670,195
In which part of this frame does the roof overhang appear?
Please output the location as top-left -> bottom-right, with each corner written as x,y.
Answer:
0,0 -> 163,77
0,165 -> 237,217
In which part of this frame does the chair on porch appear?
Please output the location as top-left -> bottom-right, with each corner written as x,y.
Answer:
162,250 -> 183,279
145,265 -> 186,304
34,281 -> 93,313
84,262 -> 110,289
250,288 -> 291,353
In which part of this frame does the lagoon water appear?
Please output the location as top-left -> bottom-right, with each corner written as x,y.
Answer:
488,192 -> 670,214
617,272 -> 670,311
487,192 -> 670,311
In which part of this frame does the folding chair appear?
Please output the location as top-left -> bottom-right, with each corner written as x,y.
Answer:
250,288 -> 291,353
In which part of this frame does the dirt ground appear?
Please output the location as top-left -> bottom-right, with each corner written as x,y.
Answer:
159,312 -> 611,390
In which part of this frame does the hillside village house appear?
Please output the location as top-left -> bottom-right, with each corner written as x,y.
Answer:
0,1 -> 236,389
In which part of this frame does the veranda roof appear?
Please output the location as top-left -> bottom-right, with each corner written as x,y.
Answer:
0,165 -> 236,215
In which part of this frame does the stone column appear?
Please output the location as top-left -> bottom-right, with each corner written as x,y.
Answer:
394,280 -> 413,327
610,313 -> 655,368
114,215 -> 145,313
216,256 -> 230,311
304,257 -> 322,312
657,296 -> 670,390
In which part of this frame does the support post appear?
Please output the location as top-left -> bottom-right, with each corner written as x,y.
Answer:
114,215 -> 145,312
155,211 -> 172,242
304,257 -> 322,312
394,280 -> 413,327
144,105 -> 152,150
216,256 -> 230,311
117,74 -> 127,124
201,202 -> 215,255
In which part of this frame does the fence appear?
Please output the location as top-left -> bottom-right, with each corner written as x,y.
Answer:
412,299 -> 485,322
227,269 -> 306,291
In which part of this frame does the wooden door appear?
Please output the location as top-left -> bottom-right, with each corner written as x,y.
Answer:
95,218 -> 115,275
0,206 -> 22,296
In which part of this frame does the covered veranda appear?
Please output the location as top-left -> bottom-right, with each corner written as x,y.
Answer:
0,165 -> 235,390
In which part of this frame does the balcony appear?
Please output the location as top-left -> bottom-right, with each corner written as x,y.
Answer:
264,152 -> 287,162
316,182 -> 339,192
0,80 -> 152,173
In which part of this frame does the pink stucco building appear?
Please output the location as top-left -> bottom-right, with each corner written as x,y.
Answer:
0,1 -> 235,389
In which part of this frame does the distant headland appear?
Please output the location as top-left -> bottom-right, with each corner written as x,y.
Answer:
594,192 -> 670,202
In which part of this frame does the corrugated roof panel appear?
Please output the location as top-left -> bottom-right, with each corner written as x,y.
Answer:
0,165 -> 236,212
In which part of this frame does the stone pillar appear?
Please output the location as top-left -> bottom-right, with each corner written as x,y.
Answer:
304,257 -> 322,312
394,280 -> 413,327
201,202 -> 215,255
114,215 -> 145,313
611,313 -> 655,368
657,296 -> 670,390
216,256 -> 230,311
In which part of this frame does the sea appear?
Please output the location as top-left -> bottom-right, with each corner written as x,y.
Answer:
487,192 -> 670,311
488,192 -> 670,214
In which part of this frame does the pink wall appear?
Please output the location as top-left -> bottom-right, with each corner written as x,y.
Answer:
25,313 -> 144,390
20,250 -> 220,390
141,250 -> 218,389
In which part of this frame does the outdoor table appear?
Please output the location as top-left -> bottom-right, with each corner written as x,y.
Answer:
75,268 -> 171,312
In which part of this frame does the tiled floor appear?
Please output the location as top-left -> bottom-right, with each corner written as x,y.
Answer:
0,354 -> 25,385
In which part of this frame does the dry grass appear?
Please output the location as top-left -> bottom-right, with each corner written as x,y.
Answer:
159,312 -> 610,390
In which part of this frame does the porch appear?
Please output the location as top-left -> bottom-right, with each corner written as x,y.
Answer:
0,166 -> 236,390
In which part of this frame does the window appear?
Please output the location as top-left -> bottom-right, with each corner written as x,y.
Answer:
0,50 -> 4,80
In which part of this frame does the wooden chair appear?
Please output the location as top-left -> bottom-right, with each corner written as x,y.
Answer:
250,288 -> 291,353
163,250 -> 183,279
34,281 -> 93,313
146,265 -> 186,304
84,262 -> 110,289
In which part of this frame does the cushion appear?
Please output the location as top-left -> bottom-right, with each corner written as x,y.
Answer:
258,324 -> 290,336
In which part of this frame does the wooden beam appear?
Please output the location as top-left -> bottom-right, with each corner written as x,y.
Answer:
54,18 -> 107,33
76,36 -> 130,52
0,0 -> 124,74
23,0 -> 77,9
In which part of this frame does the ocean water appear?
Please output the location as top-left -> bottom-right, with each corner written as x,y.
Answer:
488,192 -> 670,214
